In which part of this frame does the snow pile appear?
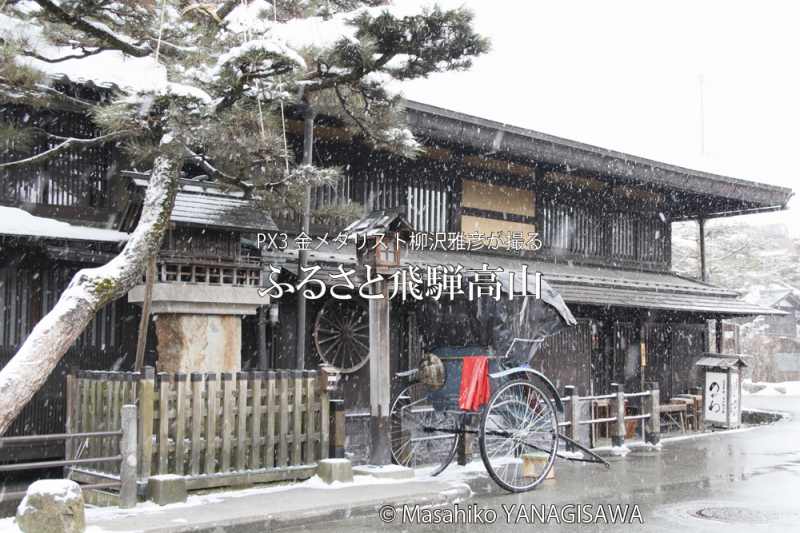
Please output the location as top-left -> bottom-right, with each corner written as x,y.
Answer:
22,479 -> 82,503
743,380 -> 800,396
0,206 -> 128,242
592,444 -> 631,456
300,473 -> 410,490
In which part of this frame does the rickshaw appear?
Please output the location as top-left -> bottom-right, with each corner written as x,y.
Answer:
389,275 -> 609,492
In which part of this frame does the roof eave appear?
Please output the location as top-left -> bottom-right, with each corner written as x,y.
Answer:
404,100 -> 793,210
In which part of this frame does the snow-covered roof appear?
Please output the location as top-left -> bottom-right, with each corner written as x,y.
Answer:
0,206 -> 128,242
129,177 -> 277,233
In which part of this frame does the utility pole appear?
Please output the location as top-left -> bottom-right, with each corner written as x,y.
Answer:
296,103 -> 316,370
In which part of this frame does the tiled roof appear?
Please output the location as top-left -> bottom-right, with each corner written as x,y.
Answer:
131,177 -> 277,232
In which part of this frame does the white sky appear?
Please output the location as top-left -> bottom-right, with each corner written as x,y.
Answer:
400,0 -> 799,232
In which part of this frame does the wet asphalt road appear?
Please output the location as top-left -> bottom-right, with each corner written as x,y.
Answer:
283,395 -> 800,532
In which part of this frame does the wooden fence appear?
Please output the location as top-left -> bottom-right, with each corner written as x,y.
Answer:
66,368 -> 329,490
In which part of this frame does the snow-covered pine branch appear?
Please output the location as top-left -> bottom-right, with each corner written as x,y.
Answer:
0,129 -> 134,168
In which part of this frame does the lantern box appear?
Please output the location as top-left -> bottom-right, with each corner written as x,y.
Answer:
343,209 -> 414,274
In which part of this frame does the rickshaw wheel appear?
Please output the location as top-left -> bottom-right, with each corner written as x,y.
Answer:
479,379 -> 558,492
389,383 -> 460,476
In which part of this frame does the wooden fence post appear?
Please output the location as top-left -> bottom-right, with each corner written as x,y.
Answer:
236,372 -> 249,471
304,371 -> 316,464
328,399 -> 345,459
120,404 -> 138,509
64,369 -> 77,476
250,371 -> 264,469
267,371 -> 278,468
646,381 -> 661,445
205,373 -> 219,474
174,373 -> 187,475
221,373 -> 234,472
138,366 -> 155,481
612,382 -> 626,447
190,372 -> 203,476
292,371 -> 303,465
157,373 -> 170,475
278,371 -> 289,467
319,378 -> 330,460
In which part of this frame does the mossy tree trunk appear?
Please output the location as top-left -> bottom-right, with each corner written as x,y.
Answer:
0,142 -> 181,435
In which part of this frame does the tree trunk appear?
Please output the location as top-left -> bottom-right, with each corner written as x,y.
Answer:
0,146 -> 181,435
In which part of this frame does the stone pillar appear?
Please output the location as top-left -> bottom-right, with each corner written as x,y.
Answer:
129,283 -> 266,373
154,315 -> 241,373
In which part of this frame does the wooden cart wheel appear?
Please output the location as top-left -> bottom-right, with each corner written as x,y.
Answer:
313,299 -> 370,373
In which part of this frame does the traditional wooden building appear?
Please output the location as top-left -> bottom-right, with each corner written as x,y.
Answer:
0,86 -> 792,460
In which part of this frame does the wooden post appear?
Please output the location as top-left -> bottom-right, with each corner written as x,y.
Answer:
190,372 -> 203,476
645,381 -> 661,444
257,307 -> 268,370
564,385 -> 578,449
221,373 -> 234,472
174,373 -> 187,475
266,371 -> 277,468
250,372 -> 263,469
328,399 -> 345,459
368,282 -> 392,465
64,370 -> 77,476
295,104 -> 316,371
277,371 -> 289,467
119,404 -> 138,509
456,420 -> 470,466
304,371 -> 316,464
292,371 -> 303,465
138,367 -> 155,481
205,374 -> 219,474
134,256 -> 156,372
157,373 -> 170,475
698,218 -> 708,282
319,382 -> 330,460
236,372 -> 249,471
611,382 -> 626,447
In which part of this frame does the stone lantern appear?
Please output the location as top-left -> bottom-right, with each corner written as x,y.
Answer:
124,175 -> 276,373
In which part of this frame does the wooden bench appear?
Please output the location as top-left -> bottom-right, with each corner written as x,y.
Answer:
659,403 -> 687,433
670,398 -> 696,430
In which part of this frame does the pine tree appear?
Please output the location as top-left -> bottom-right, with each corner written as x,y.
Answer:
0,0 -> 488,434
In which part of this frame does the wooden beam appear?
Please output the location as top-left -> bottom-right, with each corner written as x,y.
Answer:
134,256 -> 156,372
368,282 -> 392,465
698,218 -> 708,282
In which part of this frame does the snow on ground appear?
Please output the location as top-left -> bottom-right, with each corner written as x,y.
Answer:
0,469 -> 419,533
659,425 -> 757,443
0,207 -> 128,242
743,379 -> 800,396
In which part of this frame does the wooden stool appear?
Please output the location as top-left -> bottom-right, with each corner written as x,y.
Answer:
659,403 -> 687,433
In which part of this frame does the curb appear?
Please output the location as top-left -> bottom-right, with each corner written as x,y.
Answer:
142,483 -> 473,533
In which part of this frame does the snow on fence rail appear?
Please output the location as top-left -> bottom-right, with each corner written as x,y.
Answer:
66,368 -> 329,491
